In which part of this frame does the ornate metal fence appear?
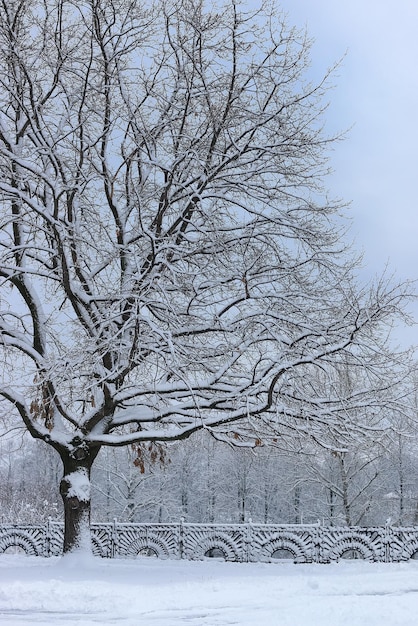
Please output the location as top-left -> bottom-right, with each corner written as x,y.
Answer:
2,521 -> 418,562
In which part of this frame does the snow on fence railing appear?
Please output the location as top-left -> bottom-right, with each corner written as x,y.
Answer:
2,521 -> 418,562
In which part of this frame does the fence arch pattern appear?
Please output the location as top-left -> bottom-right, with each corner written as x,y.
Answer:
2,522 -> 418,563
183,528 -> 243,561
258,532 -> 312,563
0,529 -> 42,556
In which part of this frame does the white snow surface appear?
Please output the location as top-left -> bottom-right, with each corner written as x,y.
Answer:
1,554 -> 418,625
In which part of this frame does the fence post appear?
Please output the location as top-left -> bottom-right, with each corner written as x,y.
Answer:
45,517 -> 51,557
111,518 -> 118,558
245,519 -> 253,563
314,521 -> 323,563
384,521 -> 392,563
179,517 -> 184,560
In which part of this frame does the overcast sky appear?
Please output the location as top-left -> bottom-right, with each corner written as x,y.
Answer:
247,0 -> 418,346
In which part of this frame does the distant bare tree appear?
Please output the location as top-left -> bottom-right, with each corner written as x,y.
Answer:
0,0 -> 410,552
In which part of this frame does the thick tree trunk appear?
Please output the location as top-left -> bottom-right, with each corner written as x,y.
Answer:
59,444 -> 100,554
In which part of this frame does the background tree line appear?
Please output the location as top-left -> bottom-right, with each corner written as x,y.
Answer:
3,408 -> 418,528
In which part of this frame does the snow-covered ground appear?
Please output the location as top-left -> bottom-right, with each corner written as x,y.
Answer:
1,554 -> 418,625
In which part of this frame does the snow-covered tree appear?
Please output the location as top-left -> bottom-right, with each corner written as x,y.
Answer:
91,446 -> 162,522
0,0 -> 410,552
0,436 -> 61,523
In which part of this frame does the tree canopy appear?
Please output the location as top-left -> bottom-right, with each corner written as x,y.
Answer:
0,0 -> 411,551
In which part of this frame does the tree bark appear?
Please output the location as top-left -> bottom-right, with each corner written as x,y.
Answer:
59,444 -> 100,554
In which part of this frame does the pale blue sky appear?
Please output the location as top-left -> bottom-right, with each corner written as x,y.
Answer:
246,0 -> 418,345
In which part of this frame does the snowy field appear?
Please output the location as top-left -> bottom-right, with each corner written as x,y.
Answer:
1,555 -> 418,625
